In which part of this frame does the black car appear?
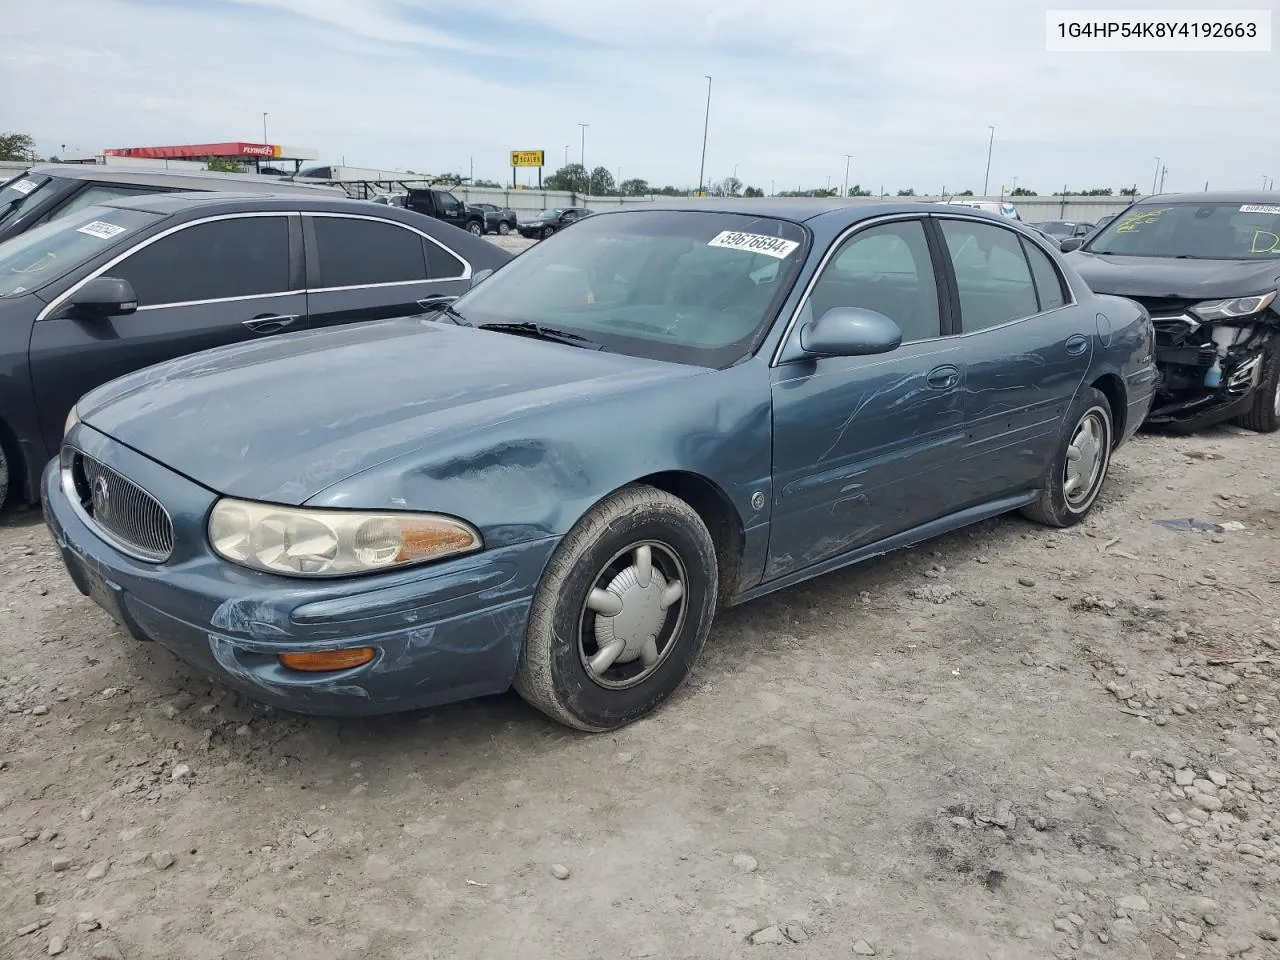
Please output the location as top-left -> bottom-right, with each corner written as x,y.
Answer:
1064,191 -> 1280,433
470,202 -> 518,236
516,207 -> 592,239
0,192 -> 511,507
1032,219 -> 1095,240
0,163 -> 342,245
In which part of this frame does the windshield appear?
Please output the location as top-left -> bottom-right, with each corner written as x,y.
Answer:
449,209 -> 809,367
0,205 -> 163,298
538,209 -> 564,219
1086,201 -> 1280,260
0,172 -> 57,228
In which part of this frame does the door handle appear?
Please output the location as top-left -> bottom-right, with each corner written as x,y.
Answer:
1065,334 -> 1089,356
926,365 -> 960,390
242,314 -> 298,333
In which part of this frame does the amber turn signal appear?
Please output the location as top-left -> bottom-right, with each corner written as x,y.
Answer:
279,648 -> 376,672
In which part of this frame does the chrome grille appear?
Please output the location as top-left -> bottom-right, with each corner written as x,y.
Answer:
68,451 -> 173,562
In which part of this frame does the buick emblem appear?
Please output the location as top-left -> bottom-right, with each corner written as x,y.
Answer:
91,475 -> 111,519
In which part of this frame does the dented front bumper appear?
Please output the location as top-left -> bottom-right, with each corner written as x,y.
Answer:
41,431 -> 558,717
1146,313 -> 1274,430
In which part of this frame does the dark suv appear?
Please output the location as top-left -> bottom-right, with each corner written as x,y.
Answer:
0,164 -> 342,245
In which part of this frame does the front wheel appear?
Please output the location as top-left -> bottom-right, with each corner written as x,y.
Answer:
513,485 -> 718,731
467,221 -> 484,237
542,226 -> 555,239
497,222 -> 511,236
1021,387 -> 1114,528
1233,340 -> 1280,433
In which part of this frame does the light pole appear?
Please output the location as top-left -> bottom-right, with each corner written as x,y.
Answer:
983,125 -> 994,197
262,112 -> 268,144
564,145 -> 569,166
1011,175 -> 1018,193
1151,157 -> 1161,195
698,75 -> 712,197
578,123 -> 589,198
1159,165 -> 1168,192
843,154 -> 852,198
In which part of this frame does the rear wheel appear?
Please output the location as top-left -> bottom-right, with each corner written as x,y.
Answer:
513,485 -> 718,732
1021,387 -> 1114,528
1233,340 -> 1280,433
497,222 -> 511,236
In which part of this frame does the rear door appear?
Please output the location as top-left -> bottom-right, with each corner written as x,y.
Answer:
29,212 -> 305,452
932,215 -> 1092,507
302,212 -> 472,328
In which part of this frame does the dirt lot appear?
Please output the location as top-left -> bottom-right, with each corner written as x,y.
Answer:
3,396 -> 1280,956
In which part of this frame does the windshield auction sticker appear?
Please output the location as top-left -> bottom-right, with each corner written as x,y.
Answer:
1241,204 -> 1280,215
707,231 -> 800,259
76,221 -> 127,240
10,179 -> 38,195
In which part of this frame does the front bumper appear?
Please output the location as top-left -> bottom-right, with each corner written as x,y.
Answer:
42,429 -> 558,717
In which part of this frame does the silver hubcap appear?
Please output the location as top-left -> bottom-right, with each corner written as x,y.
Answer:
1272,376 -> 1280,417
1064,409 -> 1107,508
579,542 -> 687,690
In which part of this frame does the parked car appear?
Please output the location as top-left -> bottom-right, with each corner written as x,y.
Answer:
402,188 -> 488,236
0,163 -> 342,245
45,198 -> 1155,731
368,193 -> 407,207
0,191 -> 511,508
517,206 -> 592,239
1063,191 -> 1280,433
470,202 -> 518,236
1032,220 -> 1095,240
942,199 -> 1022,221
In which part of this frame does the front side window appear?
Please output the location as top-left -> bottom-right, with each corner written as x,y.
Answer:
1087,201 -> 1280,259
449,210 -> 809,367
112,216 -> 290,307
0,204 -> 162,298
312,216 -> 428,287
940,219 -> 1040,333
808,219 -> 941,343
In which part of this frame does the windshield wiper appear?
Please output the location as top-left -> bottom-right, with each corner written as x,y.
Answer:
479,321 -> 607,351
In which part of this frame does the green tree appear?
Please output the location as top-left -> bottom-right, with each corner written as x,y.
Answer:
0,132 -> 37,161
206,156 -> 243,173
743,186 -> 764,197
1082,187 -> 1113,196
655,185 -> 682,196
589,166 -> 615,195
471,178 -> 502,188
718,176 -> 743,197
847,184 -> 872,196
1119,186 -> 1138,196
957,189 -> 974,196
545,163 -> 588,193
1010,186 -> 1037,196
619,178 -> 650,197
896,188 -> 916,197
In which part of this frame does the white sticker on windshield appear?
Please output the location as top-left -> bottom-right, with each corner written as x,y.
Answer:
1240,204 -> 1280,215
77,221 -> 127,240
10,178 -> 38,195
707,230 -> 800,259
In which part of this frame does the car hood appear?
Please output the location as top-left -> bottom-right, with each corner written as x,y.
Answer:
1066,251 -> 1280,300
77,317 -> 706,504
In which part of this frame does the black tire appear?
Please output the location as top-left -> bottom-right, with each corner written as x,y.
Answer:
467,221 -> 484,237
513,485 -> 718,732
0,440 -> 10,510
497,222 -> 511,236
1233,340 -> 1280,433
542,226 -> 555,239
1021,387 -> 1114,528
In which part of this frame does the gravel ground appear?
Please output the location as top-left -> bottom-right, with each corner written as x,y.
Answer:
2,413 -> 1280,956
486,234 -> 536,256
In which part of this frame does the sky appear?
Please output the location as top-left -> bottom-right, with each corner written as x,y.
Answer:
3,0 -> 1277,196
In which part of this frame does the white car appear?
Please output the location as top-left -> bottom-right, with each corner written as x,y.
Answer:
942,199 -> 1022,221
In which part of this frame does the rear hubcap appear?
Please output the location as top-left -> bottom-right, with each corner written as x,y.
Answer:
1064,409 -> 1106,507
579,542 -> 687,690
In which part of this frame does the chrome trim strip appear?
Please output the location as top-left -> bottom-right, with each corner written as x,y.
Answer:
134,289 -> 304,311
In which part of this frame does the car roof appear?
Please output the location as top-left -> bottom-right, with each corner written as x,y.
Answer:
96,191 -> 414,216
587,197 -> 1016,226
19,163 -> 343,195
1133,190 -> 1280,205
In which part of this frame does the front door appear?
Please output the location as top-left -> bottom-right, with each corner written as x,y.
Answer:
767,218 -> 966,581
29,213 -> 305,454
934,216 -> 1093,506
302,213 -> 472,328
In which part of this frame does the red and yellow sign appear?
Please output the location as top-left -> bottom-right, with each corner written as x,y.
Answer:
105,142 -> 285,160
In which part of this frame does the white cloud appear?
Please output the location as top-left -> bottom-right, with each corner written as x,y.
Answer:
2,0 -> 1277,195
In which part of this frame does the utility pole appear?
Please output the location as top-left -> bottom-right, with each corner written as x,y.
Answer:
698,75 -> 712,197
983,125 -> 994,196
843,154 -> 852,198
578,123 -> 589,198
564,145 -> 569,166
262,112 -> 268,144
1159,165 -> 1168,193
1151,157 -> 1161,195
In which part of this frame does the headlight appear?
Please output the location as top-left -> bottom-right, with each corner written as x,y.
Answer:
1190,292 -> 1277,321
208,499 -> 482,577
64,406 -> 80,437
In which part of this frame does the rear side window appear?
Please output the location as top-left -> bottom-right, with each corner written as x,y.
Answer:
424,238 -> 466,279
113,216 -> 290,307
940,219 -> 1040,332
1021,238 -> 1068,311
311,216 -> 428,288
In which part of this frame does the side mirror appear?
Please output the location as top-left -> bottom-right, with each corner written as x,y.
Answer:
799,307 -> 902,357
1059,237 -> 1084,253
470,268 -> 494,288
67,277 -> 138,318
